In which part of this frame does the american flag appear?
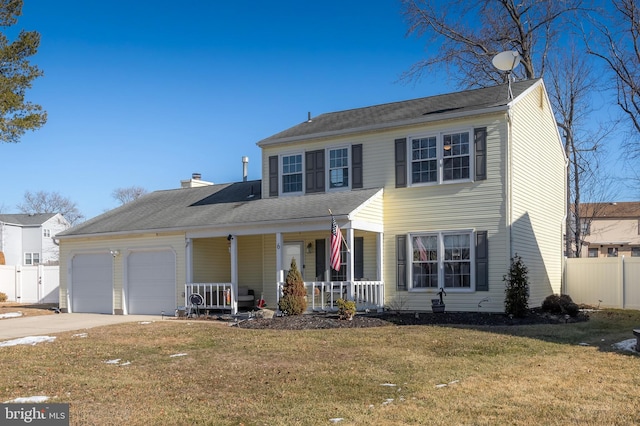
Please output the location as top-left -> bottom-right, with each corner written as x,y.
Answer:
330,215 -> 341,271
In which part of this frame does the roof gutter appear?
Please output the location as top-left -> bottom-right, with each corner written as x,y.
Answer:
56,214 -> 352,241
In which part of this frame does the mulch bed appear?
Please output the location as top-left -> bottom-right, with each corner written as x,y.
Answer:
235,308 -> 590,330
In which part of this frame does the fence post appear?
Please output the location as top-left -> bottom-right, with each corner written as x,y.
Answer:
620,255 -> 626,309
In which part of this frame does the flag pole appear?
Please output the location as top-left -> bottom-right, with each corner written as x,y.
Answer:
328,209 -> 351,252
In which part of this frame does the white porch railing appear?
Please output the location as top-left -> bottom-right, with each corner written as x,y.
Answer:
185,283 -> 236,315
277,281 -> 385,312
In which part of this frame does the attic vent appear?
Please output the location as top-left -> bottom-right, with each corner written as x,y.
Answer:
423,107 -> 463,115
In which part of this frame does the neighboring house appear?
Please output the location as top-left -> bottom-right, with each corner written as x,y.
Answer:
56,78 -> 566,315
0,213 -> 70,266
579,202 -> 640,258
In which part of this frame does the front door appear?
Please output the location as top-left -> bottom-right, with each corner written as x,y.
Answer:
283,242 -> 304,280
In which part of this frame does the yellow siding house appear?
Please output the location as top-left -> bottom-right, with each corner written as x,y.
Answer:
57,78 -> 565,315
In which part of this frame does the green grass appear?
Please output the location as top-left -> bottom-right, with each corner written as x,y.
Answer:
1,310 -> 639,425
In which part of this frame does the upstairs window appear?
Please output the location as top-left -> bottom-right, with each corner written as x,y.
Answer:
25,252 -> 40,265
411,136 -> 437,183
282,154 -> 303,194
409,130 -> 472,185
43,229 -> 51,238
328,147 -> 349,189
442,132 -> 470,181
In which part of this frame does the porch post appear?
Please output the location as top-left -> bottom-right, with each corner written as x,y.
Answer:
346,227 -> 354,300
276,233 -> 283,307
230,236 -> 238,314
185,238 -> 193,284
376,232 -> 383,281
377,231 -> 384,311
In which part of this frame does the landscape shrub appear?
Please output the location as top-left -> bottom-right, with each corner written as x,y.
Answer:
336,298 -> 356,320
0,251 -> 5,265
0,292 -> 7,302
278,258 -> 307,315
542,294 -> 580,317
503,254 -> 529,318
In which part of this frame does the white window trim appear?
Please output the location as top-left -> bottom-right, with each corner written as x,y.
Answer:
279,152 -> 304,196
407,128 -> 474,187
408,229 -> 475,293
24,252 -> 41,265
326,145 -> 351,192
43,228 -> 51,237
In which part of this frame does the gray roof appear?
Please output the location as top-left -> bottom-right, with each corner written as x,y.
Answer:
258,79 -> 541,145
0,213 -> 57,226
58,180 -> 381,238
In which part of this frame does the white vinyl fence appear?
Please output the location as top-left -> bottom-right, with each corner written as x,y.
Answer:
564,256 -> 640,310
0,265 -> 59,304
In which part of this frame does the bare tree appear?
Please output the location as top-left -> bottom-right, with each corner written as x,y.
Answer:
111,186 -> 148,205
17,190 -> 84,225
546,45 -> 617,256
586,0 -> 640,157
400,0 -> 610,257
400,0 -> 585,88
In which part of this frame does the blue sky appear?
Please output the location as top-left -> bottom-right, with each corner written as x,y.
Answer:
0,1 -> 635,220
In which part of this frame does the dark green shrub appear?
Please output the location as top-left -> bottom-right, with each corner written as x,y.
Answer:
0,292 -> 7,302
336,298 -> 356,320
503,254 -> 529,318
278,258 -> 307,315
541,294 -> 580,317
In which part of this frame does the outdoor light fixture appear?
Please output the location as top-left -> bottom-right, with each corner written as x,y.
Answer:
307,242 -> 313,253
227,234 -> 233,241
110,250 -> 120,257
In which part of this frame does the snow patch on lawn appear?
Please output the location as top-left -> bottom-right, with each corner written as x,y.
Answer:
0,336 -> 56,347
4,396 -> 49,403
0,311 -> 22,319
612,339 -> 637,353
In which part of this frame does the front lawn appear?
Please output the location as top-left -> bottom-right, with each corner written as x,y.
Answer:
1,309 -> 639,425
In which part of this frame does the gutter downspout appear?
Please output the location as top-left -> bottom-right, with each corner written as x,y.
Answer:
506,106 -> 514,259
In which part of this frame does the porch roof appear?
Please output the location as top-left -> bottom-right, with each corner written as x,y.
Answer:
57,180 -> 382,238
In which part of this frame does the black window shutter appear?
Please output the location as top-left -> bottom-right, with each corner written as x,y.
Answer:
395,138 -> 407,188
396,235 -> 407,291
305,150 -> 325,193
352,144 -> 363,189
476,231 -> 489,291
315,239 -> 326,280
474,127 -> 487,181
354,237 -> 364,279
269,155 -> 279,197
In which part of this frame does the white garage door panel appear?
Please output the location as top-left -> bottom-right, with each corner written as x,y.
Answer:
72,254 -> 113,314
128,251 -> 176,315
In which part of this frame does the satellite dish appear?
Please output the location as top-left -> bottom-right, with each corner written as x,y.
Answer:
492,50 -> 521,72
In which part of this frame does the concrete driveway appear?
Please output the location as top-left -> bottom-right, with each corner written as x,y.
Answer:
0,313 -> 164,340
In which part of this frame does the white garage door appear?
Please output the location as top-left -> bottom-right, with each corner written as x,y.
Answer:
71,253 -> 113,314
127,250 -> 176,315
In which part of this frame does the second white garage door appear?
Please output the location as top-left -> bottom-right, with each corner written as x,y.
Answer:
127,250 -> 176,315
